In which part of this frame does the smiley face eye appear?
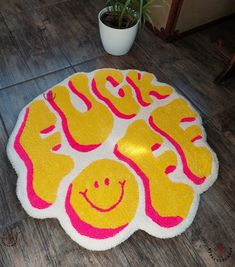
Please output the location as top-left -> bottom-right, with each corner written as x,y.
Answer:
94,181 -> 99,188
104,178 -> 110,186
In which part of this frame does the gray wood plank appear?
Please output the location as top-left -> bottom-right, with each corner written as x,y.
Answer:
35,219 -> 130,267
0,0 -> 68,15
203,120 -> 235,208
136,27 -> 235,117
0,67 -> 75,135
119,231 -> 206,267
173,31 -> 235,92
35,66 -> 75,90
174,32 -> 228,75
0,118 -> 26,229
208,105 -> 235,147
40,0 -> 105,66
0,80 -> 40,134
197,16 -> 235,58
0,0 -> 28,14
23,216 -> 204,267
74,44 -> 153,73
184,193 -> 235,267
0,13 -> 32,89
3,10 -> 70,77
0,218 -> 55,267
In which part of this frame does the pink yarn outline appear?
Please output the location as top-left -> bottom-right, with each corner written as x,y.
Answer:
113,144 -> 183,228
14,108 -> 52,209
68,80 -> 92,111
126,76 -> 170,107
65,184 -> 127,239
79,180 -> 126,213
148,116 -> 206,185
91,78 -> 136,120
46,91 -> 100,152
40,125 -> 55,134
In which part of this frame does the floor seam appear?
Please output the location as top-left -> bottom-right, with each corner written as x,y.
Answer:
71,54 -> 106,70
0,66 -> 75,93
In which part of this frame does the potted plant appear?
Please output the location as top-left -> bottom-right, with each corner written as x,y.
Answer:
98,0 -> 158,56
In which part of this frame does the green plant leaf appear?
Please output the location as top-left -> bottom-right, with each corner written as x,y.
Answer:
103,0 -> 162,29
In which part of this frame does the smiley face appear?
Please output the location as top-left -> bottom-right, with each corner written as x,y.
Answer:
79,178 -> 126,212
65,159 -> 139,236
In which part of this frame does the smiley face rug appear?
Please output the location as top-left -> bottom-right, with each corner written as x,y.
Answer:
7,69 -> 219,250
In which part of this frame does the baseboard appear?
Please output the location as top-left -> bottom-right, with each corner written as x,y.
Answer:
149,12 -> 235,42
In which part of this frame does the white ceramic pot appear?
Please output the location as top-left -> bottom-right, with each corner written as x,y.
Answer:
98,7 -> 139,56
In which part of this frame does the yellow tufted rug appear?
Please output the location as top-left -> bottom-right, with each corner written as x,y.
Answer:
7,69 -> 218,250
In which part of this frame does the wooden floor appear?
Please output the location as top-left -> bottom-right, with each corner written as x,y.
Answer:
0,0 -> 235,266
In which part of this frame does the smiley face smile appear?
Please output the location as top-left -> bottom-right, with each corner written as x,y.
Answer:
79,180 -> 126,212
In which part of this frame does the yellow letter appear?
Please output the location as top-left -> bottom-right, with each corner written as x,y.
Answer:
92,69 -> 140,119
47,73 -> 114,152
114,120 -> 194,227
126,70 -> 173,106
15,100 -> 74,207
149,98 -> 213,185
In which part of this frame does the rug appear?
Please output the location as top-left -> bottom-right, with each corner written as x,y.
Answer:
7,69 -> 218,250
